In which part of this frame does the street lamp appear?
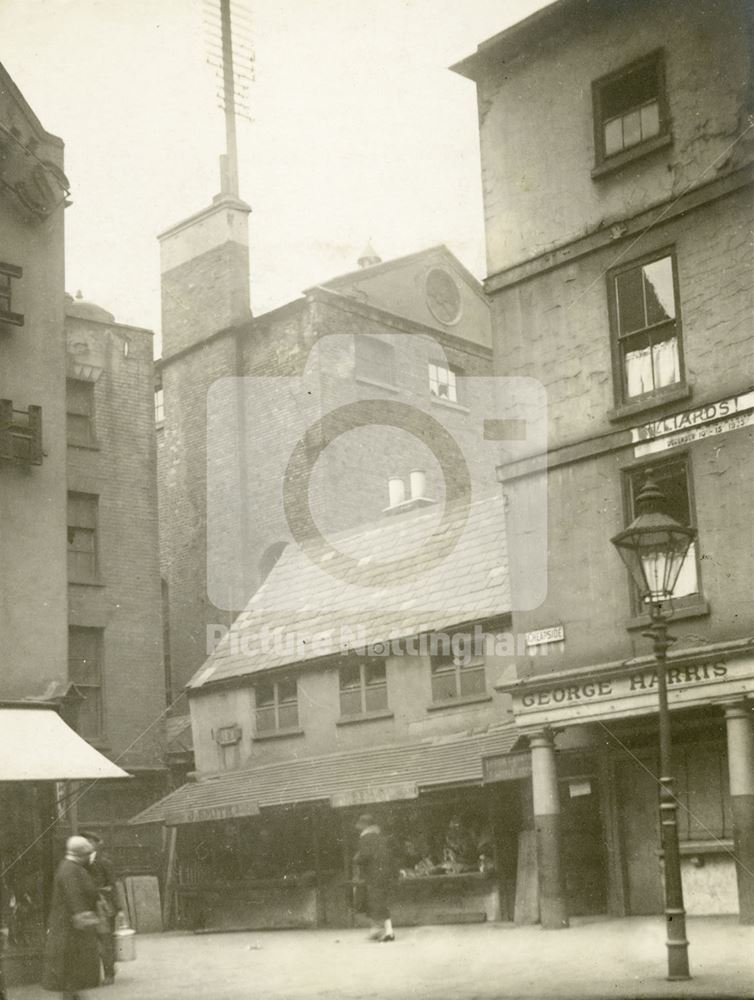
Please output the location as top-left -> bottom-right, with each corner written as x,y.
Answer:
611,475 -> 697,981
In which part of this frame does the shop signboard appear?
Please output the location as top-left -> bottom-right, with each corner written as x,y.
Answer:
505,654 -> 754,729
331,782 -> 418,808
167,800 -> 261,825
483,752 -> 531,783
632,390 -> 754,457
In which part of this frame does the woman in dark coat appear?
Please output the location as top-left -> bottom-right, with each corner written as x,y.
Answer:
353,814 -> 395,942
42,836 -> 101,999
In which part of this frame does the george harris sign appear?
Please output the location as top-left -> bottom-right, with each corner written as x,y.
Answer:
502,654 -> 754,729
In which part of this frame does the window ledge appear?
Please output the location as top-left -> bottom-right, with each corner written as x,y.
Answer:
355,375 -> 400,394
427,694 -> 492,712
608,383 -> 691,423
592,132 -> 673,180
68,578 -> 106,589
625,598 -> 710,631
67,440 -> 101,452
429,395 -> 469,415
252,727 -> 304,742
336,709 -> 394,727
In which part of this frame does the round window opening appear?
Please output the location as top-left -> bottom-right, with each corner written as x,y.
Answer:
425,267 -> 462,326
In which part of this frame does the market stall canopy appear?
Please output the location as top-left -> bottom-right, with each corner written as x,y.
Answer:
0,705 -> 129,780
130,722 -> 519,826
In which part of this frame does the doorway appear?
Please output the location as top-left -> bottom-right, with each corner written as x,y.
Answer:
560,774 -> 607,916
614,754 -> 663,915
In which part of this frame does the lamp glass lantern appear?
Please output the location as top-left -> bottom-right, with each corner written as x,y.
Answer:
611,476 -> 697,605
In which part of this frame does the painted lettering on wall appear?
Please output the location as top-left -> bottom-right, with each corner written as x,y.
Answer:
632,392 -> 753,443
631,390 -> 754,458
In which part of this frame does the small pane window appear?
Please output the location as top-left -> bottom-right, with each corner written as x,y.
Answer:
594,52 -> 667,165
430,642 -> 485,703
610,252 -> 682,402
428,362 -> 459,403
339,659 -> 387,716
254,679 -> 299,733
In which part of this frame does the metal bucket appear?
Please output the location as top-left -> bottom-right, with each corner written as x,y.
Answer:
114,927 -> 136,962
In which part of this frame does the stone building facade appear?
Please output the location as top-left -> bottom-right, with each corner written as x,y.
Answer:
0,63 -> 132,985
0,62 -> 69,701
454,0 -> 754,924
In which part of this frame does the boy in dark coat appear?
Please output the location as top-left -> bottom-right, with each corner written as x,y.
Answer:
42,836 -> 100,999
353,814 -> 395,942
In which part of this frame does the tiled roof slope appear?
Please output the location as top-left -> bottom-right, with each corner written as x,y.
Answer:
130,722 -> 518,826
190,496 -> 509,689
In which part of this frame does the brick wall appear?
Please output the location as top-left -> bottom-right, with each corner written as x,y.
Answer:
67,315 -> 165,770
161,240 -> 250,357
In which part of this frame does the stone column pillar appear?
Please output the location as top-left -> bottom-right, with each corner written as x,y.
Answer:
530,729 -> 569,929
724,702 -> 754,923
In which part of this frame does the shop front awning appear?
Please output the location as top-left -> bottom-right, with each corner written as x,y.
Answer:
0,705 -> 129,781
130,723 -> 520,826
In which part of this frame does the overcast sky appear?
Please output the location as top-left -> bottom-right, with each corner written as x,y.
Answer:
1,0 -> 548,349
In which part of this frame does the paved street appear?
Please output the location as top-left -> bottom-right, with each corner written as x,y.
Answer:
13,917 -> 754,999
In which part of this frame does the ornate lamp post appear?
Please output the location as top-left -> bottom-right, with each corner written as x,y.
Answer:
611,475 -> 697,981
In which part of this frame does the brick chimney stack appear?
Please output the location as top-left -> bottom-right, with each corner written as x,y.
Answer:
158,193 -> 251,358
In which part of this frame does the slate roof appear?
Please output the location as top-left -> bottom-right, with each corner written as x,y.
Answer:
189,495 -> 510,690
129,721 -> 518,826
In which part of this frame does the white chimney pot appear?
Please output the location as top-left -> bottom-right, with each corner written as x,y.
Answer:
388,476 -> 406,507
410,468 -> 426,499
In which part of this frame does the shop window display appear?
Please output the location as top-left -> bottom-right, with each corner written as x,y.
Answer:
389,805 -> 496,878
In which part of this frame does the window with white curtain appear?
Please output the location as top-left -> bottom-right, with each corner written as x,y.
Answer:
610,252 -> 683,403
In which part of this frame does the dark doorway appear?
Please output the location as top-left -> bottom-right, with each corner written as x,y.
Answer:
615,754 -> 663,914
560,774 -> 607,916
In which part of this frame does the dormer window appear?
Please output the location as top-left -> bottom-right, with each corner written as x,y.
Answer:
0,262 -> 24,326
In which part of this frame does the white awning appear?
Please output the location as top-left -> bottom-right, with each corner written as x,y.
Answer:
0,707 -> 130,781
